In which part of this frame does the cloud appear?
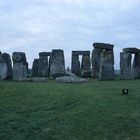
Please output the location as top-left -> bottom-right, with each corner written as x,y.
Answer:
0,0 -> 140,69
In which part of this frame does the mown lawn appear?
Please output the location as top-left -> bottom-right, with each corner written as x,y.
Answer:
0,79 -> 140,140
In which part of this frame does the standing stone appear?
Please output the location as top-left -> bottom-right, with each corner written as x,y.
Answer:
120,52 -> 132,79
81,54 -> 91,77
132,54 -> 140,79
71,54 -> 80,76
32,59 -> 39,77
50,49 -> 65,78
99,50 -> 115,80
12,52 -> 28,80
0,53 -> 12,80
38,52 -> 50,77
91,48 -> 103,78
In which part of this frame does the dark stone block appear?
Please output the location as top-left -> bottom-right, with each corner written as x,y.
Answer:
50,49 -> 65,78
99,50 -> 115,80
93,43 -> 114,50
72,51 -> 90,56
123,48 -> 140,54
120,52 -> 132,79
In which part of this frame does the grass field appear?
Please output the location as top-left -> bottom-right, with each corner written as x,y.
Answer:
0,79 -> 140,140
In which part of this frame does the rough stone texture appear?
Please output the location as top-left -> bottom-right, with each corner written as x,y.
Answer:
39,52 -> 51,57
25,77 -> 48,82
0,53 -> 12,80
91,48 -> 103,78
55,76 -> 88,83
32,59 -> 39,77
132,54 -> 140,79
72,51 -> 90,56
123,48 -> 140,54
120,52 -> 132,79
12,52 -> 28,80
38,52 -> 49,77
81,54 -> 91,77
50,49 -> 65,78
93,43 -> 114,50
13,63 -> 27,80
99,50 -> 115,80
71,55 -> 80,76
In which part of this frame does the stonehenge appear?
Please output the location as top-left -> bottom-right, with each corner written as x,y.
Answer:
0,43 -> 140,81
31,50 -> 65,78
0,53 -> 12,80
71,51 -> 91,77
38,52 -> 51,77
92,43 -> 115,80
12,52 -> 28,80
50,49 -> 65,78
120,48 -> 140,79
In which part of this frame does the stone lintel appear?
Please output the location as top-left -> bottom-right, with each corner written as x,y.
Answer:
93,43 -> 114,50
39,52 -> 51,57
123,48 -> 140,54
72,51 -> 90,56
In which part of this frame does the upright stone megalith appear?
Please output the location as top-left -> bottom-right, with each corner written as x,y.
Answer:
91,48 -> 102,78
71,51 -> 91,77
120,48 -> 140,79
81,53 -> 91,77
12,52 -> 28,80
120,52 -> 132,79
0,53 -> 12,80
92,42 -> 114,79
38,52 -> 50,77
71,53 -> 80,76
50,49 -> 65,78
32,59 -> 39,77
99,50 -> 115,80
132,54 -> 140,78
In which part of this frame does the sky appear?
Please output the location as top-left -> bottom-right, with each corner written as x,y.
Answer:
0,0 -> 140,69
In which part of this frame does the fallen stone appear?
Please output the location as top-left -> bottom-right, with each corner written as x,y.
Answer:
55,76 -> 88,83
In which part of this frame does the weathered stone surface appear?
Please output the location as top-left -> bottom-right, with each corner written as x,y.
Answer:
120,52 -> 132,79
99,50 -> 115,80
50,49 -> 65,78
71,55 -> 80,76
55,76 -> 88,83
12,52 -> 28,80
32,59 -> 39,77
81,54 -> 91,77
91,48 -> 103,78
13,63 -> 27,80
0,53 -> 12,80
25,77 -> 48,82
93,43 -> 114,50
123,48 -> 140,54
132,54 -> 140,79
38,52 -> 49,77
12,52 -> 26,63
72,51 -> 90,56
39,52 -> 51,57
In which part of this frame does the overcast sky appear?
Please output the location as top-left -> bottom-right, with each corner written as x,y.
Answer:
0,0 -> 140,69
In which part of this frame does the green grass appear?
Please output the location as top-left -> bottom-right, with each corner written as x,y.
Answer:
0,79 -> 140,140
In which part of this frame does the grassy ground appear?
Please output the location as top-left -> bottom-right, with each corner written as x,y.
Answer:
0,79 -> 140,140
